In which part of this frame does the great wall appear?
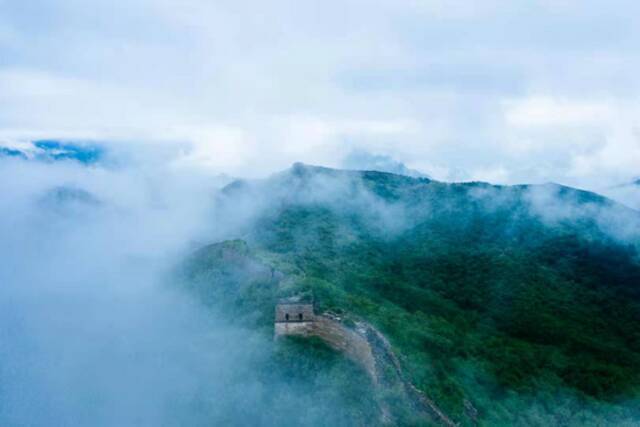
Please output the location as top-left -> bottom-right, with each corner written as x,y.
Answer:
275,300 -> 459,426
188,240 -> 466,425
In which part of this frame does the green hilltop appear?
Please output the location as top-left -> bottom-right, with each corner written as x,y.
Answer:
181,164 -> 640,426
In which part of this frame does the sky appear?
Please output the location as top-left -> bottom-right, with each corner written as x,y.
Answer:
1,0 -> 639,191
1,4 -> 639,423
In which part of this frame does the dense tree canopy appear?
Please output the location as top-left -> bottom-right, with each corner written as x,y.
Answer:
182,165 -> 640,426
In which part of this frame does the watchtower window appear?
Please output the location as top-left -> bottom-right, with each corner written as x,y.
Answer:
285,313 -> 289,321
298,313 -> 303,321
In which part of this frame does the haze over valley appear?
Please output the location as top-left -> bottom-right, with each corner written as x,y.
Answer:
1,1 -> 640,426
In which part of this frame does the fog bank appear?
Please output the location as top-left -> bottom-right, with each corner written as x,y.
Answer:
0,156 -> 366,426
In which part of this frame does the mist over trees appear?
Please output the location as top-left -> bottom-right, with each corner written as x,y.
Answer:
2,0 -> 640,425
1,152 -> 639,426
0,156 -> 375,426
186,164 -> 640,425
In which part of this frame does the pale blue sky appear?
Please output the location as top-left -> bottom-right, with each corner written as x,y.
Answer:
1,0 -> 639,194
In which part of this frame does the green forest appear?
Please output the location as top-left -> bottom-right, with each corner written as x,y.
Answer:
181,164 -> 640,426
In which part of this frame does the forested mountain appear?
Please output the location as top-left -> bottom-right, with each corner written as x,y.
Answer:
181,163 -> 640,426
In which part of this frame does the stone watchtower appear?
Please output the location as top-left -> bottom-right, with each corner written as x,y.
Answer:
274,300 -> 315,337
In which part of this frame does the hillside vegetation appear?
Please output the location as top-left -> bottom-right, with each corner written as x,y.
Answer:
181,164 -> 640,426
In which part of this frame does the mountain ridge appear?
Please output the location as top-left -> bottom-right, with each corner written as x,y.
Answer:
224,162 -> 631,212
182,162 -> 640,426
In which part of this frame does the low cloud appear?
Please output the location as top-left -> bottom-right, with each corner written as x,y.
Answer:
1,0 -> 639,193
1,152 -> 392,426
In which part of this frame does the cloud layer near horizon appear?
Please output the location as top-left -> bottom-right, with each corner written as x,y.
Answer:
1,0 -> 639,191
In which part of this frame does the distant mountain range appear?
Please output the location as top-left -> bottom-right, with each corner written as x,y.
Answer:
38,186 -> 102,210
342,150 -> 430,178
0,140 -> 105,164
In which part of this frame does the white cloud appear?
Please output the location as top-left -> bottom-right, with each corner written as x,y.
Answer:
503,96 -> 613,127
1,0 -> 639,201
496,95 -> 640,190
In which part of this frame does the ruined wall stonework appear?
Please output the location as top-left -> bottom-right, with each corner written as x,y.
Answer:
274,303 -> 376,381
274,303 -> 456,426
274,320 -> 314,336
275,303 -> 314,323
312,317 -> 376,380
